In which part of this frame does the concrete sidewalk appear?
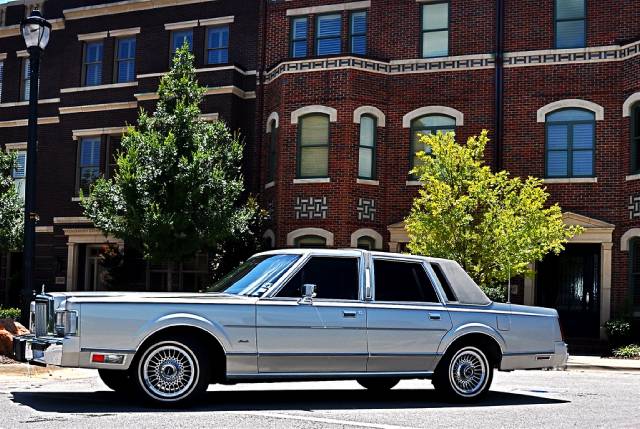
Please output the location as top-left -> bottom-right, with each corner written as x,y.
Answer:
567,355 -> 640,372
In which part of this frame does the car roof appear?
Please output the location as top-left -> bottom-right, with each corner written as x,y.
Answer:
254,248 -> 454,264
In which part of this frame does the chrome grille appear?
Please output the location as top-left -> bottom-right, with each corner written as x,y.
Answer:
34,301 -> 48,337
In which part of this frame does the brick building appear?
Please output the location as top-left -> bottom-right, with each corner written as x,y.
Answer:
1,0 -> 639,340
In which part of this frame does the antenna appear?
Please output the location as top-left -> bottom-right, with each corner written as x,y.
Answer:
507,261 -> 511,304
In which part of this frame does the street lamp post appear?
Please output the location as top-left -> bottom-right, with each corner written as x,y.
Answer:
19,10 -> 51,323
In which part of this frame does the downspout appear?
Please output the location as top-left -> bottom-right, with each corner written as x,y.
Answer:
255,0 -> 269,193
494,0 -> 505,171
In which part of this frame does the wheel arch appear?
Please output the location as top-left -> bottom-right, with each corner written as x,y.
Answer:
437,324 -> 505,368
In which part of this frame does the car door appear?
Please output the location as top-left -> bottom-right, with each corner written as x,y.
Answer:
256,255 -> 367,373
366,257 -> 453,372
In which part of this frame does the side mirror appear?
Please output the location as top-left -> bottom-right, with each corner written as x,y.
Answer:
299,284 -> 316,304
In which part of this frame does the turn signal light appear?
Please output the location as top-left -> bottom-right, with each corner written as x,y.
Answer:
91,353 -> 125,364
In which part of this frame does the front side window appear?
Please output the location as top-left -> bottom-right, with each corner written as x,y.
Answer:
206,254 -> 300,296
11,151 -> 26,201
207,26 -> 229,64
277,257 -> 360,300
115,37 -> 136,83
632,103 -> 640,174
411,114 -> 456,171
83,41 -> 103,86
422,2 -> 449,58
294,235 -> 327,248
316,13 -> 342,56
78,137 -> 102,193
545,108 -> 595,178
267,120 -> 277,182
350,11 -> 367,55
290,17 -> 308,58
171,29 -> 193,54
555,0 -> 586,49
297,114 -> 329,178
373,259 -> 439,303
631,239 -> 640,311
358,115 -> 376,179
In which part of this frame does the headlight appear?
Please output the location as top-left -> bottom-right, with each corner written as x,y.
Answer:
55,310 -> 78,337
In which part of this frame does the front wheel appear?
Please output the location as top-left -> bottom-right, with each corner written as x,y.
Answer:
357,378 -> 400,391
433,345 -> 493,402
133,338 -> 210,406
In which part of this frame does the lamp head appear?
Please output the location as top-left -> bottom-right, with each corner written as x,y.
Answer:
21,10 -> 51,51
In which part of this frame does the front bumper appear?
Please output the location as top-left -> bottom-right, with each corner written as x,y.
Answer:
12,334 -> 64,367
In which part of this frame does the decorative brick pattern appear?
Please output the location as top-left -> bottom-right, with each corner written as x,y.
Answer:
294,196 -> 328,220
629,195 -> 640,219
357,198 -> 376,221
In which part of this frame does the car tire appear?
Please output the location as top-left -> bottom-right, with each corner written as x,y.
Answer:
98,369 -> 134,393
357,378 -> 400,391
432,345 -> 493,402
133,337 -> 210,407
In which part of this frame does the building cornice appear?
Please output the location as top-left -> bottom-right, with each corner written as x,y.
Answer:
63,0 -> 217,20
60,82 -> 138,93
0,98 -> 60,108
59,101 -> 138,115
134,85 -> 255,101
0,116 -> 59,128
286,1 -> 370,16
72,126 -> 130,140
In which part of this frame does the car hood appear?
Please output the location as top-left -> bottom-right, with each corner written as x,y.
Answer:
44,291 -> 252,309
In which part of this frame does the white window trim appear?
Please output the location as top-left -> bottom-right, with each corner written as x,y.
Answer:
353,106 -> 386,127
537,99 -> 604,122
0,53 -> 6,60
542,178 -> 598,184
262,229 -> 276,247
403,106 -> 464,128
77,31 -> 108,41
164,20 -> 199,31
350,228 -> 383,250
287,228 -> 334,247
200,16 -> 234,26
621,228 -> 640,252
109,27 -> 141,37
623,93 -> 640,117
266,111 -> 280,133
291,105 -> 338,124
286,1 -> 370,17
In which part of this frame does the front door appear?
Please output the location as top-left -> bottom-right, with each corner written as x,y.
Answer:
536,244 -> 601,338
256,255 -> 367,373
366,258 -> 452,372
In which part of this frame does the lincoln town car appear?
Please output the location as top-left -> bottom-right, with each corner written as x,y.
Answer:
13,249 -> 568,406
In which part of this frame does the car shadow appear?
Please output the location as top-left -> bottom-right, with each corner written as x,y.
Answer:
10,388 -> 569,413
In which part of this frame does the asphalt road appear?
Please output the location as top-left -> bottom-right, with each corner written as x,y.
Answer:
0,368 -> 638,428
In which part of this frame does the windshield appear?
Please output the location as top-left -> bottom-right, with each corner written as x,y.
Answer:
206,254 -> 300,296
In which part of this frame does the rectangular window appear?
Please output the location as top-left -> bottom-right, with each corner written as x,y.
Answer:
21,58 -> 30,101
83,41 -> 103,86
555,0 -> 586,48
11,151 -> 26,201
316,13 -> 342,56
422,2 -> 449,58
632,105 -> 640,173
206,26 -> 229,64
115,37 -> 136,83
298,114 -> 329,178
358,115 -> 376,179
106,136 -> 121,179
290,17 -> 308,58
171,29 -> 193,55
374,259 -> 439,303
267,127 -> 277,182
276,257 -> 360,301
632,240 -> 640,310
350,11 -> 367,55
431,263 -> 457,302
78,137 -> 102,193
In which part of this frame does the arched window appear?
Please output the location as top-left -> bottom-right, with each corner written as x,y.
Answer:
356,236 -> 376,250
294,235 -> 327,248
631,238 -> 640,312
632,103 -> 640,174
267,119 -> 278,182
297,114 -> 329,179
358,114 -> 376,179
410,114 -> 456,171
545,108 -> 595,178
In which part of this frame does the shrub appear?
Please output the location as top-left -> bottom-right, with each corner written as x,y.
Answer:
0,307 -> 21,321
605,319 -> 632,345
612,344 -> 640,359
482,285 -> 507,303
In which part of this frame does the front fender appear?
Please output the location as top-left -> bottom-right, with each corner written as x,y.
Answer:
437,322 -> 507,355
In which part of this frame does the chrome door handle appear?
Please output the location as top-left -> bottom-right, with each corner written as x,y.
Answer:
428,313 -> 441,320
343,310 -> 357,318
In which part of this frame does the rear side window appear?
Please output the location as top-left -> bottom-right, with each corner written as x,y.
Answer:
431,263 -> 457,302
276,257 -> 360,300
373,260 -> 439,303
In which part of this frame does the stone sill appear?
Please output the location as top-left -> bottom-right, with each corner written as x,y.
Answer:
626,174 -> 640,182
293,178 -> 330,184
60,82 -> 138,93
406,180 -> 423,186
542,177 -> 598,184
357,179 -> 379,186
264,181 -> 275,189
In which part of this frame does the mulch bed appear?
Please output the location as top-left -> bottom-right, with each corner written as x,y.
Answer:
0,355 -> 18,365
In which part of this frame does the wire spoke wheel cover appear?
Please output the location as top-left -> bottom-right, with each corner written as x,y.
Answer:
140,342 -> 199,401
448,347 -> 488,398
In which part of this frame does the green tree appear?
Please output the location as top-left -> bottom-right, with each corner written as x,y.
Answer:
81,45 -> 257,265
0,151 -> 23,252
405,130 -> 581,293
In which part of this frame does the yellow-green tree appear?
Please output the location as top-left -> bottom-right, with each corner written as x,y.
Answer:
405,130 -> 581,296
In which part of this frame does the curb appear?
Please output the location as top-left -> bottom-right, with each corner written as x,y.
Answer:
566,364 -> 640,373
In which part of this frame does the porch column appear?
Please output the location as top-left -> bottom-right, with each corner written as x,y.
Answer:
523,263 -> 536,306
66,243 -> 78,292
600,242 -> 613,339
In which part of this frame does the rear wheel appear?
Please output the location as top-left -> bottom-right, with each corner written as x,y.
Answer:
133,337 -> 210,406
433,345 -> 493,402
98,369 -> 133,393
357,378 -> 400,391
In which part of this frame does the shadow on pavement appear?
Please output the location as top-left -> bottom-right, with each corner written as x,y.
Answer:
10,388 -> 569,413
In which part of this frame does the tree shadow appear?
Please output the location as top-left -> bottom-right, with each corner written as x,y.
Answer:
10,387 -> 569,413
